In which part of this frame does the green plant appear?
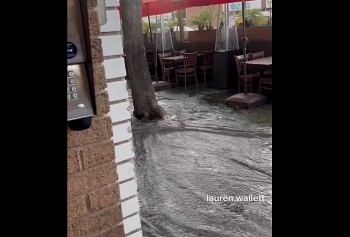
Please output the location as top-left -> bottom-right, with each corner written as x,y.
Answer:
190,7 -> 216,30
142,21 -> 149,34
190,16 -> 205,30
219,17 -> 224,29
237,9 -> 264,27
142,21 -> 157,34
202,7 -> 215,30
168,19 -> 178,32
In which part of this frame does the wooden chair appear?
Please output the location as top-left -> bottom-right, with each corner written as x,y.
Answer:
249,51 -> 264,60
175,52 -> 198,88
197,50 -> 214,85
250,51 -> 271,76
248,51 -> 264,74
158,52 -> 174,82
234,54 -> 259,93
259,75 -> 272,94
173,49 -> 186,56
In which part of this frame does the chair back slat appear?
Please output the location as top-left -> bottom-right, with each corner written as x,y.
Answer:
183,52 -> 198,68
249,51 -> 265,60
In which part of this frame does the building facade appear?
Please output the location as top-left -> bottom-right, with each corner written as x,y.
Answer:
68,0 -> 142,236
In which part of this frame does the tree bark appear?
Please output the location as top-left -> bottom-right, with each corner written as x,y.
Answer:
120,0 -> 166,119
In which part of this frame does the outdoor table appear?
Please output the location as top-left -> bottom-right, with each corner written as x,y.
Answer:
162,53 -> 204,64
162,55 -> 186,64
246,56 -> 272,93
246,56 -> 272,75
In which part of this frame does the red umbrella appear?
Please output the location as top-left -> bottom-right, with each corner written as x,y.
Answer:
168,0 -> 251,10
142,0 -> 181,17
119,0 -> 250,17
118,0 -> 182,18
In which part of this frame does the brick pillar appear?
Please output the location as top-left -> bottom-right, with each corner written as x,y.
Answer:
67,0 -> 125,236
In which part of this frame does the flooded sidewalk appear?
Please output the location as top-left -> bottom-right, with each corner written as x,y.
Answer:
131,87 -> 272,237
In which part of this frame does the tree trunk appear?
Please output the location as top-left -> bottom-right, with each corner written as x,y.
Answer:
120,0 -> 166,119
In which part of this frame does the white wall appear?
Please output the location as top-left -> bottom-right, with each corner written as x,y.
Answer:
100,0 -> 143,236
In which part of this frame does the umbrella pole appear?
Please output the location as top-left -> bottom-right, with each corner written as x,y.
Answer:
145,3 -> 158,82
233,4 -> 239,50
242,0 -> 247,95
161,14 -> 165,54
146,3 -> 153,43
215,5 -> 221,51
225,4 -> 229,51
154,15 -> 158,82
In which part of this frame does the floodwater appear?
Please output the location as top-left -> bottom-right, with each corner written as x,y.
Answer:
130,87 -> 272,237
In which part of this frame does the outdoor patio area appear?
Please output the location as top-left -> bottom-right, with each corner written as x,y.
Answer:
146,21 -> 272,106
127,1 -> 272,236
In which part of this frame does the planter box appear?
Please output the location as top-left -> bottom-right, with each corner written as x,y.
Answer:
237,26 -> 272,56
188,29 -> 217,43
173,31 -> 189,41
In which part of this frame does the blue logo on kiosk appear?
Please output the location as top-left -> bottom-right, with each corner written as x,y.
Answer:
67,42 -> 77,59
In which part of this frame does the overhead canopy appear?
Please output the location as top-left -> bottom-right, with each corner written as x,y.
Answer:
168,0 -> 250,11
119,0 -> 250,17
141,0 -> 181,17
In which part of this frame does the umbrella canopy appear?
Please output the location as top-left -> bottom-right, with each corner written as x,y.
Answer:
119,0 -> 251,17
168,0 -> 252,10
142,0 -> 181,17
119,0 -> 182,17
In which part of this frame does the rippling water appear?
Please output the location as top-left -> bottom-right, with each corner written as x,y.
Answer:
131,87 -> 272,237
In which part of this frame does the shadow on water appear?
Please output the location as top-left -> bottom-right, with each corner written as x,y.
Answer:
130,86 -> 272,237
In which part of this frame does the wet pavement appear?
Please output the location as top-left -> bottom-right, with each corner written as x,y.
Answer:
130,87 -> 272,237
